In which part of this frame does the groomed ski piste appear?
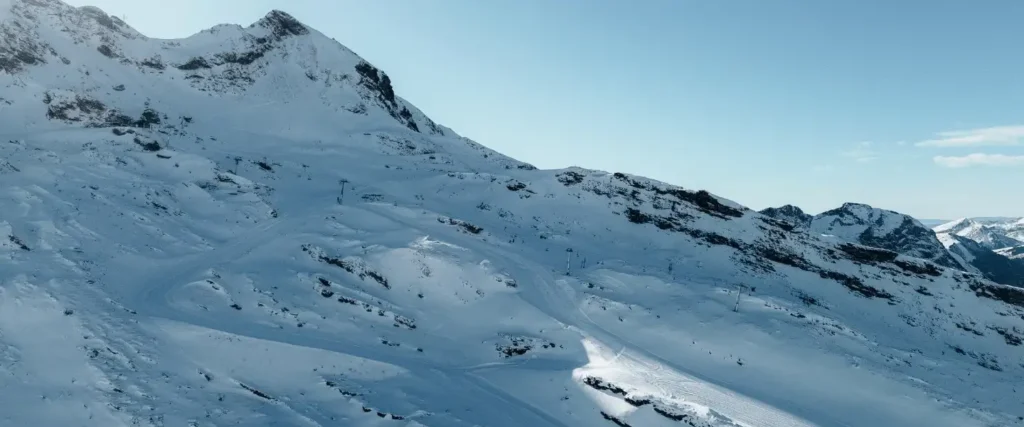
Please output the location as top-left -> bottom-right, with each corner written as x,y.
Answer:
1,1 -> 1022,425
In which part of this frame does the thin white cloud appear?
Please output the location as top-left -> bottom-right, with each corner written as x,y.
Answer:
916,126 -> 1024,147
812,164 -> 834,173
933,153 -> 1024,168
840,141 -> 876,162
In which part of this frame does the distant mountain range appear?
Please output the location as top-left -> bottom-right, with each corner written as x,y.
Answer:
935,218 -> 1024,250
919,218 -> 1021,227
932,217 -> 1024,287
760,206 -> 1024,288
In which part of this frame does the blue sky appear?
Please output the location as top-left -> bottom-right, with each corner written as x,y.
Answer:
68,0 -> 1024,219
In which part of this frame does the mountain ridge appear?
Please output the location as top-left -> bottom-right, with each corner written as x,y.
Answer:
759,204 -> 1024,288
761,202 -> 967,271
935,218 -> 1024,250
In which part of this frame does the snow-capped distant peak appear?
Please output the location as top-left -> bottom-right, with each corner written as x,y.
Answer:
934,217 -> 1024,251
934,217 -> 977,234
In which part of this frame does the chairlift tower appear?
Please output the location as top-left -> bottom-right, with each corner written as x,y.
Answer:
733,284 -> 751,312
337,179 -> 349,205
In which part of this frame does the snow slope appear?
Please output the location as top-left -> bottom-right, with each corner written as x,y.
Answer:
3,1 -> 1024,426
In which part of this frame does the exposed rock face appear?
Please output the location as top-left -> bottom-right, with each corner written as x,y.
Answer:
254,10 -> 310,39
760,204 -> 812,228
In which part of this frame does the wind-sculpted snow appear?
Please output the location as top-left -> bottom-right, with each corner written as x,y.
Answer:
1,1 -> 1023,426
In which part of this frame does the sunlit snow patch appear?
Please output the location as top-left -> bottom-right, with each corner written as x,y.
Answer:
572,337 -> 819,427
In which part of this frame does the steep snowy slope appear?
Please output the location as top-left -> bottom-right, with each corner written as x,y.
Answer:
3,1 -> 1024,426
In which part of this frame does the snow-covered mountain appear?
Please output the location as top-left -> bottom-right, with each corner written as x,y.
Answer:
972,217 -> 1024,242
929,218 -> 1024,287
935,218 -> 1024,250
3,1 -> 1024,426
756,205 -> 1024,289
936,233 -> 1024,287
761,202 -> 966,271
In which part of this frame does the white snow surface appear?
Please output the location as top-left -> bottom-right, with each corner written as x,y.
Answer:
2,1 -> 1024,426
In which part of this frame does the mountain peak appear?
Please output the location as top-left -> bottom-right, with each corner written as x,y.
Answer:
776,204 -> 805,213
840,202 -> 871,209
933,217 -> 977,233
833,202 -> 901,220
759,204 -> 812,227
253,9 -> 309,38
811,202 -> 964,270
818,202 -> 936,230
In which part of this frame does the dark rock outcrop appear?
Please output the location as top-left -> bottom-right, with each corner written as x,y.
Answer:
760,204 -> 812,229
